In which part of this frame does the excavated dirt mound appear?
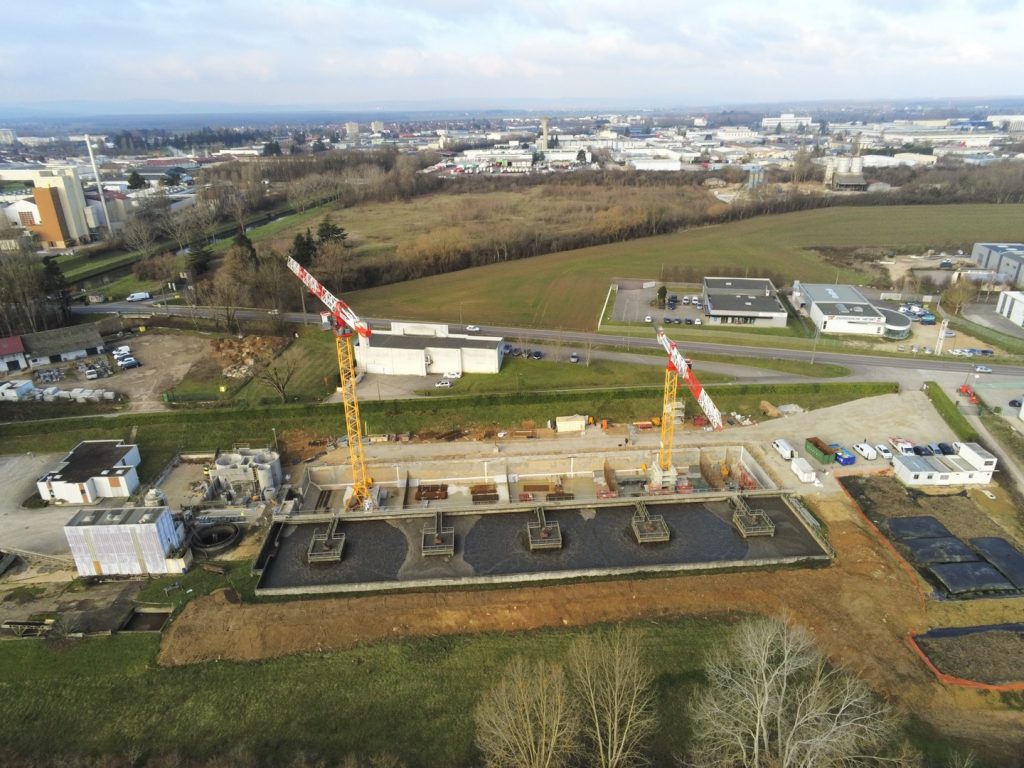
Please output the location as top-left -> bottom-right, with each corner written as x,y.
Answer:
211,335 -> 289,379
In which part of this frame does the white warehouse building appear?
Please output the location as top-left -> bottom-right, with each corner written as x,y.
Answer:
64,506 -> 190,577
893,442 -> 997,487
790,282 -> 886,336
356,322 -> 503,376
37,440 -> 141,504
996,290 -> 1024,328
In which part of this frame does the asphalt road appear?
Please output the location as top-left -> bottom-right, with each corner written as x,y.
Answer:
73,299 -> 1024,380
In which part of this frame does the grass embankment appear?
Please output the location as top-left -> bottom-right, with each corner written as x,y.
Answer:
425,358 -> 731,396
924,382 -> 982,442
0,382 -> 897,483
346,204 -> 1024,330
945,314 -> 1024,357
0,616 -> 982,767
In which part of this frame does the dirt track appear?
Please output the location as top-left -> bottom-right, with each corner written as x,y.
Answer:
159,499 -> 1024,761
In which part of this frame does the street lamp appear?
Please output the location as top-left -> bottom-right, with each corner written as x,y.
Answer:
271,427 -> 278,453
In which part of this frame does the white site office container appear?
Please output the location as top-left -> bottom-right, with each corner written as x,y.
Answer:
790,457 -> 816,483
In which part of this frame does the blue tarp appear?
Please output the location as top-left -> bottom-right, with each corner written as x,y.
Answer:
889,516 -> 953,540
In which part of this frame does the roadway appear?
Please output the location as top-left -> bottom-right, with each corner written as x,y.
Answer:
72,298 -> 1024,380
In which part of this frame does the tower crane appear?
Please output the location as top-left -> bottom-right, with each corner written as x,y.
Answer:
655,326 -> 723,471
285,256 -> 374,510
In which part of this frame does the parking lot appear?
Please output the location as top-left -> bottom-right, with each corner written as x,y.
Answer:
608,282 -> 706,327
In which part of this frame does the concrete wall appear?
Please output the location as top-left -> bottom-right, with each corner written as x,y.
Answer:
359,346 -> 427,376
92,468 -> 139,498
996,290 -> 1024,327
462,345 -> 501,374
425,347 -> 461,374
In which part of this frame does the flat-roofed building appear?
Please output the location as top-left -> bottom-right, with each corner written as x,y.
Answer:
893,442 -> 996,487
37,440 -> 141,504
64,506 -> 189,577
0,164 -> 91,247
701,277 -> 788,327
356,322 -> 503,376
790,282 -> 886,336
996,290 -> 1024,328
971,243 -> 1024,288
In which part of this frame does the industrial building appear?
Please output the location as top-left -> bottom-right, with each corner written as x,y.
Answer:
790,282 -> 896,336
996,290 -> 1024,328
0,164 -> 92,248
892,442 -> 997,487
207,448 -> 283,501
971,243 -> 1024,288
64,506 -> 189,577
21,324 -> 105,367
356,322 -> 503,376
37,440 -> 141,504
701,277 -> 788,327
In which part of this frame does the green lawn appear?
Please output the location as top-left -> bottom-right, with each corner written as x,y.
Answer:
0,617 -> 728,766
345,204 -> 1024,331
0,614 -> 990,767
235,326 -> 340,404
424,357 -> 731,397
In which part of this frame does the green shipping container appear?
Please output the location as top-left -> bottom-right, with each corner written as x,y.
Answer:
805,437 -> 836,465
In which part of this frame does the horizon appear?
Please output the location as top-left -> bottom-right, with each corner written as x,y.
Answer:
2,0 -> 1024,124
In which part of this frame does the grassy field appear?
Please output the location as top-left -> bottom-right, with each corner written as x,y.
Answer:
423,357 -> 731,396
247,185 -> 712,260
0,616 -> 722,766
343,204 -> 1024,331
0,614 -> 988,767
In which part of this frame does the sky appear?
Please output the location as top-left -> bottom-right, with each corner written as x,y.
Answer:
2,0 -> 1023,113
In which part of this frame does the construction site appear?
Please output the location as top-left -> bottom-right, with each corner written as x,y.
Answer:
242,264 -> 829,593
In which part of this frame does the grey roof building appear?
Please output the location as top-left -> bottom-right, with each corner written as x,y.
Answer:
701,277 -> 788,327
21,323 -> 105,366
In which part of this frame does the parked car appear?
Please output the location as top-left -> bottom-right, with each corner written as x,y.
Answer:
125,292 -> 151,302
442,372 -> 462,379
501,343 -> 512,354
874,444 -> 893,460
912,445 -> 934,456
937,442 -> 956,455
569,352 -> 580,363
926,442 -> 943,455
434,379 -> 452,389
974,365 -> 992,373
682,296 -> 691,305
531,350 -> 543,360
118,357 -> 140,369
664,316 -> 673,323
684,318 -> 694,325
693,318 -> 702,325
111,345 -> 131,357
673,317 -> 683,324
644,315 -> 653,323
465,325 -> 480,332
1009,399 -> 1022,408
978,349 -> 994,356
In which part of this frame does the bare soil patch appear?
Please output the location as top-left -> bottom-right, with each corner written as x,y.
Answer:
109,330 -> 213,411
917,628 -> 1024,685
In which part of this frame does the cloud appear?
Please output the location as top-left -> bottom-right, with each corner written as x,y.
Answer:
3,0 -> 1024,108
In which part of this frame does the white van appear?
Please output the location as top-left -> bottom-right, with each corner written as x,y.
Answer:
853,443 -> 878,460
125,292 -> 151,302
772,439 -> 796,460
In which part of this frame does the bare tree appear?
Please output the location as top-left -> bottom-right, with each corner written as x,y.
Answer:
474,656 -> 580,768
120,213 -> 159,258
160,207 -> 197,253
0,249 -> 45,334
256,358 -> 299,403
941,279 -> 979,316
685,616 -> 915,768
568,627 -> 658,768
222,188 -> 249,234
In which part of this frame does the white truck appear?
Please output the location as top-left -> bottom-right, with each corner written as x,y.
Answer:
772,439 -> 797,460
